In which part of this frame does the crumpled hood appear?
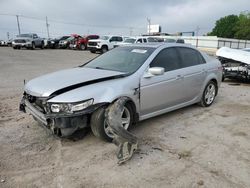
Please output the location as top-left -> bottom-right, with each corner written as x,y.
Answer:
25,67 -> 125,97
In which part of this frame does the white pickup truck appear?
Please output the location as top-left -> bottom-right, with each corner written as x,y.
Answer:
87,35 -> 124,53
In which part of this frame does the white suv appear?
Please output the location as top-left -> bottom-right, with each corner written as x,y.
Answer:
88,35 -> 123,53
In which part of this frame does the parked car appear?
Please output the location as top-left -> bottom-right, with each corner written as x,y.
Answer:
47,36 -> 70,49
12,33 -> 44,50
88,35 -> 123,53
217,47 -> 250,82
114,37 -> 148,47
20,43 -> 222,141
0,40 -> 8,46
164,38 -> 185,44
59,34 -> 80,49
7,39 -> 13,47
71,35 -> 100,50
147,37 -> 164,42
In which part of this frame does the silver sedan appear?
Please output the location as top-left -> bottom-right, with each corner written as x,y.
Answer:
20,43 -> 222,141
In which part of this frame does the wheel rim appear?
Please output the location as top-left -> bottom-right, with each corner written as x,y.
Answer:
204,83 -> 216,105
104,106 -> 131,138
102,47 -> 107,53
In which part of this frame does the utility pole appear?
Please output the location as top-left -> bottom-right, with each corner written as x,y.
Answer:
196,26 -> 200,36
196,26 -> 200,47
7,32 -> 9,40
46,16 -> 50,38
147,18 -> 151,35
16,15 -> 21,35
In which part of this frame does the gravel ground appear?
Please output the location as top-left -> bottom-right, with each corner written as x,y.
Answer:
0,47 -> 250,188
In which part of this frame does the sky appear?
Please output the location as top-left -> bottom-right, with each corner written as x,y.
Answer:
0,0 -> 249,40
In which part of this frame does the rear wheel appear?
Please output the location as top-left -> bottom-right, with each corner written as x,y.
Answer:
80,44 -> 86,50
199,81 -> 217,107
90,104 -> 133,142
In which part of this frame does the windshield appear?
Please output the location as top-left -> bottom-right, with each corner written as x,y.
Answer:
100,36 -> 110,40
84,46 -> 155,73
60,36 -> 70,40
124,38 -> 136,43
17,34 -> 32,38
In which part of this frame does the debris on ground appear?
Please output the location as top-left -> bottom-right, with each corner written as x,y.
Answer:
197,180 -> 204,186
105,97 -> 138,165
178,150 -> 192,159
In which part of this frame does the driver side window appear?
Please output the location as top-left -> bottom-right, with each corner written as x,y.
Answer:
150,48 -> 181,72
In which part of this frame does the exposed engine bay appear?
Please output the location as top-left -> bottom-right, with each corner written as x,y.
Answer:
216,47 -> 250,81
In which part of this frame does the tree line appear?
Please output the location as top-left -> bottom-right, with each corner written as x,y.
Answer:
208,12 -> 250,40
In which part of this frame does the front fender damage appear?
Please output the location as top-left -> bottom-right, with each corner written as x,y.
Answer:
105,97 -> 138,165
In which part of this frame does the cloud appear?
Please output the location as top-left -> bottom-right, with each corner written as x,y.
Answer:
0,0 -> 249,39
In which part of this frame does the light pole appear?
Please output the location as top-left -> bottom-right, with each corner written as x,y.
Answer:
46,16 -> 50,38
16,15 -> 21,35
147,18 -> 151,35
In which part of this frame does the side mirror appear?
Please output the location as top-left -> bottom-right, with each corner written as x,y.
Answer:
144,67 -> 165,78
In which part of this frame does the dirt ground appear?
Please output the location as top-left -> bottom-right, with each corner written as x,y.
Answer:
0,47 -> 250,188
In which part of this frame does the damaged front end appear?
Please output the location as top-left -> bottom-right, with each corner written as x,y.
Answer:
105,97 -> 138,165
220,59 -> 250,82
19,92 -> 103,137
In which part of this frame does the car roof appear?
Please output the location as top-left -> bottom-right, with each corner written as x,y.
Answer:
123,42 -> 195,49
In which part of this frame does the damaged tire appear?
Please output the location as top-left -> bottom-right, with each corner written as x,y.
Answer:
91,104 -> 133,142
199,80 -> 217,107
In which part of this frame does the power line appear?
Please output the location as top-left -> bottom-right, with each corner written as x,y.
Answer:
0,13 -> 144,30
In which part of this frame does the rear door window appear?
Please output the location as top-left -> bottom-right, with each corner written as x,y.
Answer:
177,47 -> 205,68
150,47 -> 182,72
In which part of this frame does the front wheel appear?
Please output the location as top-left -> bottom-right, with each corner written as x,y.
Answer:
40,42 -> 44,49
90,104 -> 133,142
199,81 -> 217,107
101,46 -> 108,53
31,42 -> 35,50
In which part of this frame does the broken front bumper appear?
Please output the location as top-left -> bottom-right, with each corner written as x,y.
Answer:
20,97 -> 107,136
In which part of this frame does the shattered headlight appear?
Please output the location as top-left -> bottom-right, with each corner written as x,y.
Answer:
50,99 -> 94,113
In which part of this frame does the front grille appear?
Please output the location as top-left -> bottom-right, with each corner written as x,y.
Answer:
88,42 -> 97,46
14,39 -> 26,43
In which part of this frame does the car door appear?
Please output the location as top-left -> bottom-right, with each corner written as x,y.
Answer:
177,47 -> 207,102
140,47 -> 186,116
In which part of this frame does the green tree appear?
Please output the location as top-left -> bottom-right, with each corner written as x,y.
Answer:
234,13 -> 250,40
209,15 -> 239,38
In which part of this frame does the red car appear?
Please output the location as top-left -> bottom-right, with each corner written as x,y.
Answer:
74,35 -> 99,50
